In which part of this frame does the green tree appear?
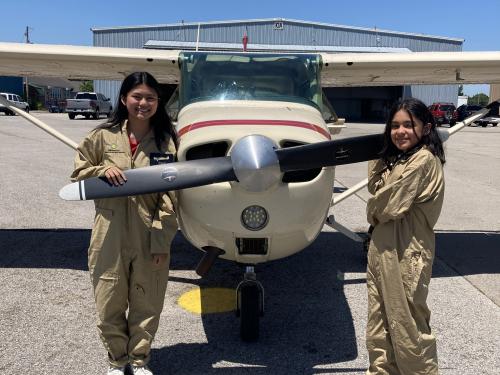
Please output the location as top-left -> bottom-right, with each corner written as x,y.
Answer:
79,80 -> 94,92
458,85 -> 464,96
468,93 -> 489,106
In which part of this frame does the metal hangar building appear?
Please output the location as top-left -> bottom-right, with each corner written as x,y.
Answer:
92,18 -> 463,122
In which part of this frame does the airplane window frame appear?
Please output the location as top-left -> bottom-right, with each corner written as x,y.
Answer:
179,52 -> 322,110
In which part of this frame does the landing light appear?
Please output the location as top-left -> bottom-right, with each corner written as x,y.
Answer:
241,205 -> 268,231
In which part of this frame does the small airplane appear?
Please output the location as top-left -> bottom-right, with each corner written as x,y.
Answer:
0,42 -> 498,341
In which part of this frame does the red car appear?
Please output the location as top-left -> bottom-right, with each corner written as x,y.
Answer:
429,102 -> 458,126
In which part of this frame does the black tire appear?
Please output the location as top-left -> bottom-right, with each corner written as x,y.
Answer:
68,113 -> 75,120
93,109 -> 100,119
85,114 -> 90,119
482,124 -> 487,127
25,107 -> 29,113
493,123 -> 498,127
239,283 -> 261,342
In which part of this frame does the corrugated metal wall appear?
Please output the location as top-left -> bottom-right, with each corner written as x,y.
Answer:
95,80 -> 122,109
405,84 -> 459,106
93,20 -> 462,52
94,19 -> 462,108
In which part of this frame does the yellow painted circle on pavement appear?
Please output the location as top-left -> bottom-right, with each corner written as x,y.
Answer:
177,287 -> 236,314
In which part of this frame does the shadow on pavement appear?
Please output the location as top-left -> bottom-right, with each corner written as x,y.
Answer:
0,229 -> 497,278
0,229 -> 498,374
150,232 -> 365,374
435,231 -> 500,276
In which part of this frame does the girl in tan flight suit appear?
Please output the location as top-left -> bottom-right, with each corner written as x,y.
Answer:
366,98 -> 445,375
71,72 -> 178,375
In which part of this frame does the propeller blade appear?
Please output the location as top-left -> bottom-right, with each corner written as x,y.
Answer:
59,157 -> 236,201
276,133 -> 384,172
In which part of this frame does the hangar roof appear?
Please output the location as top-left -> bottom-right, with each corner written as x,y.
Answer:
92,18 -> 464,43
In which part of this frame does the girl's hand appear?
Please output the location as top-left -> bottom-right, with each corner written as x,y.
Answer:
104,166 -> 127,186
152,254 -> 168,268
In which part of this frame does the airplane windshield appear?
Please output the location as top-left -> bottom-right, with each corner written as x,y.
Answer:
179,52 -> 322,109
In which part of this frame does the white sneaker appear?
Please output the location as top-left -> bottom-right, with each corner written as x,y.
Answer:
131,365 -> 153,375
107,366 -> 125,375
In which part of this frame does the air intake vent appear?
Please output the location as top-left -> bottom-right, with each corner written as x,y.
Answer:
186,141 -> 229,160
236,238 -> 268,255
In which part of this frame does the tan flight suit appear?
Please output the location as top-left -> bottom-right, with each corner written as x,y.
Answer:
71,121 -> 177,368
365,147 -> 444,375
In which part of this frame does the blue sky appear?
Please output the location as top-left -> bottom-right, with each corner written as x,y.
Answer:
3,0 -> 499,95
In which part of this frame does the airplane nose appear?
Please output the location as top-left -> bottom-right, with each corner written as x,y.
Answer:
230,135 -> 282,192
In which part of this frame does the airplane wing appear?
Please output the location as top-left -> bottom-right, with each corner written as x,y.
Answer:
1,42 -> 496,201
320,51 -> 500,86
0,42 -> 180,84
2,43 -> 500,87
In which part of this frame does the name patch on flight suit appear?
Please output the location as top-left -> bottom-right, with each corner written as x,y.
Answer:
103,143 -> 128,170
150,153 -> 174,166
106,143 -> 122,153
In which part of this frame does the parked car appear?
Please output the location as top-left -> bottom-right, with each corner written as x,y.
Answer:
456,104 -> 484,121
429,102 -> 457,126
475,116 -> 500,127
0,92 -> 30,115
48,99 -> 67,113
474,101 -> 500,127
65,92 -> 113,119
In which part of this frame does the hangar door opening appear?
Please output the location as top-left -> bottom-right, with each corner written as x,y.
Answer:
324,86 -> 403,123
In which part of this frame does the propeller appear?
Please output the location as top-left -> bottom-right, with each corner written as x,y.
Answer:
59,132 -> 385,201
276,133 -> 384,172
60,157 -> 236,200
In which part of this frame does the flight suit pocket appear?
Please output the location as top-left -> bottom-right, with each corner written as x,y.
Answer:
401,250 -> 425,299
89,207 -> 114,252
151,254 -> 170,300
94,271 -> 120,321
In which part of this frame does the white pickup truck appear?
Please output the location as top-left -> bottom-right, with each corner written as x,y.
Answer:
0,92 -> 30,115
66,92 -> 113,120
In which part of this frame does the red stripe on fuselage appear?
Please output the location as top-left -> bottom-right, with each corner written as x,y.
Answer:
178,119 -> 331,140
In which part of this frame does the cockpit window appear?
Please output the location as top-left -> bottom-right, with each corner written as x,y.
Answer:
179,52 -> 322,110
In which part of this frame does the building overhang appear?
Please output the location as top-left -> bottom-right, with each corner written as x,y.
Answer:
144,40 -> 411,54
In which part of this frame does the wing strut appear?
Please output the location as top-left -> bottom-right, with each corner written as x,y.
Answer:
328,106 -> 491,243
0,96 -> 78,150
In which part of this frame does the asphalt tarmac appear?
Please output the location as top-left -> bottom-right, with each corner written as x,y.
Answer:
0,112 -> 499,374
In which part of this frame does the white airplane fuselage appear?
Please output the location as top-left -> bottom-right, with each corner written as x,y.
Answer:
175,100 -> 335,264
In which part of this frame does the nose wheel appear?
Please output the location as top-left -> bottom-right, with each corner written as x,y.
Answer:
236,266 -> 264,341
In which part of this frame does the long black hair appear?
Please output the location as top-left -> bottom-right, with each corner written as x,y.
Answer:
380,98 -> 445,165
99,71 -> 177,149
